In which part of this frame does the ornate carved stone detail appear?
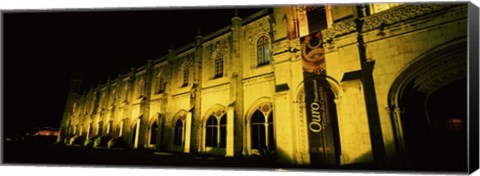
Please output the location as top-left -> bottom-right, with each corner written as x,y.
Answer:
201,82 -> 230,94
272,39 -> 290,55
322,18 -> 356,43
272,38 -> 301,56
322,4 -> 458,43
413,52 -> 466,95
362,4 -> 456,32
208,40 -> 228,62
242,72 -> 275,85
245,16 -> 271,44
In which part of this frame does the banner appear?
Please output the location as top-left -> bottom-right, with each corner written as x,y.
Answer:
301,31 -> 339,165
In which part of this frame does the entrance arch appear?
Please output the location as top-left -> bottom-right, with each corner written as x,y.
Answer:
246,101 -> 275,157
388,39 -> 467,171
149,120 -> 158,146
296,76 -> 341,166
171,110 -> 188,152
203,105 -> 227,155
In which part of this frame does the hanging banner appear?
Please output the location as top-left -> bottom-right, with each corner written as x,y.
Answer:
301,31 -> 339,165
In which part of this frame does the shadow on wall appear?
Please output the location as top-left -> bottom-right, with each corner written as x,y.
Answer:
160,124 -> 174,151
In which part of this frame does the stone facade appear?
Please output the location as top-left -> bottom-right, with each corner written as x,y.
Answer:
58,3 -> 468,169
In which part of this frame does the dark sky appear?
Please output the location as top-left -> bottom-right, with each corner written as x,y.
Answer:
3,6 -> 266,137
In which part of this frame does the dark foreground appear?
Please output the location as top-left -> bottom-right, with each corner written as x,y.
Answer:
3,141 -> 275,169
2,141 -> 466,174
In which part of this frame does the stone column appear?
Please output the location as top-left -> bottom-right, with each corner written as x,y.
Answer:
133,118 -> 141,148
184,112 -> 193,153
226,106 -> 235,157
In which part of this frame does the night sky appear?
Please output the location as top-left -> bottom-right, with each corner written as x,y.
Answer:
3,6 -> 266,137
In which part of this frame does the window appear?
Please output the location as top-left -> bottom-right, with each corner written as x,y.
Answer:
150,122 -> 158,145
182,63 -> 189,87
214,54 -> 224,78
205,112 -> 227,148
206,116 -> 218,147
219,116 -> 227,148
122,83 -> 129,101
155,71 -> 166,94
306,6 -> 328,33
251,110 -> 266,151
257,36 -> 270,66
174,120 -> 184,146
250,103 -> 274,156
137,78 -> 145,98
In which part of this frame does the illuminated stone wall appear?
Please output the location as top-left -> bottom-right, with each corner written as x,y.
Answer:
59,3 -> 468,167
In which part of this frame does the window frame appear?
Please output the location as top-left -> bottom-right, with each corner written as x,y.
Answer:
214,54 -> 224,79
256,36 -> 271,67
149,121 -> 158,145
181,63 -> 189,87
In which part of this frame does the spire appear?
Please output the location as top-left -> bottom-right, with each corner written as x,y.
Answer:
234,9 -> 239,17
231,8 -> 242,25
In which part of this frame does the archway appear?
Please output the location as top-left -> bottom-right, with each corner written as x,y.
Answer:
171,110 -> 188,152
297,77 -> 341,166
389,39 -> 467,171
247,102 -> 275,157
149,121 -> 158,146
205,113 -> 227,155
173,119 -> 184,147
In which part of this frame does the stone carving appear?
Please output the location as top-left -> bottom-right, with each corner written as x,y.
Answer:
322,4 -> 458,43
271,39 -> 289,55
209,40 -> 228,61
413,53 -> 466,95
322,18 -> 356,44
362,4 -> 455,32
246,17 -> 271,44
271,38 -> 301,56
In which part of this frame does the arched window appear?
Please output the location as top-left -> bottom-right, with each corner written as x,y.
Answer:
205,110 -> 227,148
150,121 -> 158,145
122,83 -> 129,101
257,36 -> 270,66
206,116 -> 218,147
219,115 -> 227,148
250,103 -> 274,155
214,54 -> 224,78
251,110 -> 266,150
137,78 -> 145,98
174,120 -> 184,146
155,71 -> 166,94
182,63 -> 189,87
